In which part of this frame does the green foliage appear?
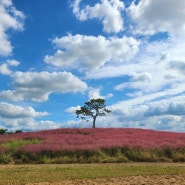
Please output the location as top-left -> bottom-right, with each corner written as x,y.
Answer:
2,139 -> 41,152
15,130 -> 23,134
1,146 -> 185,164
0,129 -> 23,135
0,154 -> 12,164
0,129 -> 8,135
0,138 -> 41,164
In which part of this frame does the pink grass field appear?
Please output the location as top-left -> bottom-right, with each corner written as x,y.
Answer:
0,128 -> 185,153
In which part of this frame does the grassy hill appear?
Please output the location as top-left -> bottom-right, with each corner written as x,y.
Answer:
0,128 -> 185,164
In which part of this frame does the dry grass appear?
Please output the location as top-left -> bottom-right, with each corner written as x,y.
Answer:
0,163 -> 185,185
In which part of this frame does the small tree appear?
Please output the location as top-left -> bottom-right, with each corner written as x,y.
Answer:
15,130 -> 23,134
0,129 -> 8,135
76,98 -> 111,128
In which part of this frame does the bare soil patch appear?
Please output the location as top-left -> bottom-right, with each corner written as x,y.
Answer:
26,163 -> 185,185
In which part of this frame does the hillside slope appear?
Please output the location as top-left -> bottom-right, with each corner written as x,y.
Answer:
0,128 -> 185,163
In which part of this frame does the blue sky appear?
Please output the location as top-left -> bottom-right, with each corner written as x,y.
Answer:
0,0 -> 185,132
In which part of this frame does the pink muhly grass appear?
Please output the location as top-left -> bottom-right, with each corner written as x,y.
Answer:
2,128 -> 185,152
20,143 -> 62,153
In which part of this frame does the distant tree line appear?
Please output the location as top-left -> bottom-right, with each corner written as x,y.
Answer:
0,129 -> 22,135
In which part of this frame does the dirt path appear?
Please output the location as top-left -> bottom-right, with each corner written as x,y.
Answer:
27,175 -> 185,185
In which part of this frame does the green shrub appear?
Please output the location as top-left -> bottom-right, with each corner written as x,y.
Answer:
1,138 -> 185,164
0,154 -> 12,164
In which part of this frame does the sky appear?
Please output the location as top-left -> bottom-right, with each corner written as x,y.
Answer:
0,0 -> 185,132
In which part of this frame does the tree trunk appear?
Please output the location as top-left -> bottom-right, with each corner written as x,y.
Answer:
92,116 -> 96,128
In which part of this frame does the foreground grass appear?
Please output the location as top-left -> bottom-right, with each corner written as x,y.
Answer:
0,163 -> 185,185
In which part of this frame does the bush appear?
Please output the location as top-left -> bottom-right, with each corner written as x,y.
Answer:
0,129 -> 8,135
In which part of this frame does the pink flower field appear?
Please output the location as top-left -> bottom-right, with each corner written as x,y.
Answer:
0,128 -> 185,163
1,128 -> 185,151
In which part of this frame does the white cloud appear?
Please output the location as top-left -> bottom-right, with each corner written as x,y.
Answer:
0,71 -> 88,102
7,59 -> 20,66
0,59 -> 20,75
114,72 -> 153,91
0,90 -> 23,101
0,63 -> 11,75
72,0 -> 124,33
145,99 -> 185,117
66,105 -> 81,114
0,102 -> 48,118
1,117 -> 60,132
1,0 -> 12,6
45,34 -> 139,70
88,88 -> 104,99
86,35 -> 185,95
88,87 -> 113,100
0,0 -> 25,55
131,72 -> 152,82
63,119 -> 92,128
128,0 -> 185,35
169,61 -> 185,75
0,102 -> 59,131
107,92 -> 185,132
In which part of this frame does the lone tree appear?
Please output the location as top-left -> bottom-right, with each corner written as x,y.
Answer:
76,98 -> 111,128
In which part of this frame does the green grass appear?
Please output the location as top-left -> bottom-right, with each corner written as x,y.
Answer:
0,163 -> 185,185
1,139 -> 41,152
0,139 -> 41,164
9,147 -> 185,164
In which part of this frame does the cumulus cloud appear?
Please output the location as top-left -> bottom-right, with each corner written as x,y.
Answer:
88,88 -> 104,99
86,35 -> 185,98
128,0 -> 185,35
0,90 -> 23,101
0,102 -> 48,118
66,105 -> 81,114
88,88 -> 113,100
145,100 -> 185,117
114,72 -> 153,91
1,117 -> 60,132
131,72 -> 152,82
169,61 -> 185,75
0,0 -> 25,55
0,102 -> 59,131
0,71 -> 88,102
45,34 -> 139,70
107,93 -> 185,132
0,59 -> 20,75
72,0 -> 124,33
63,119 -> 92,128
0,63 -> 11,75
